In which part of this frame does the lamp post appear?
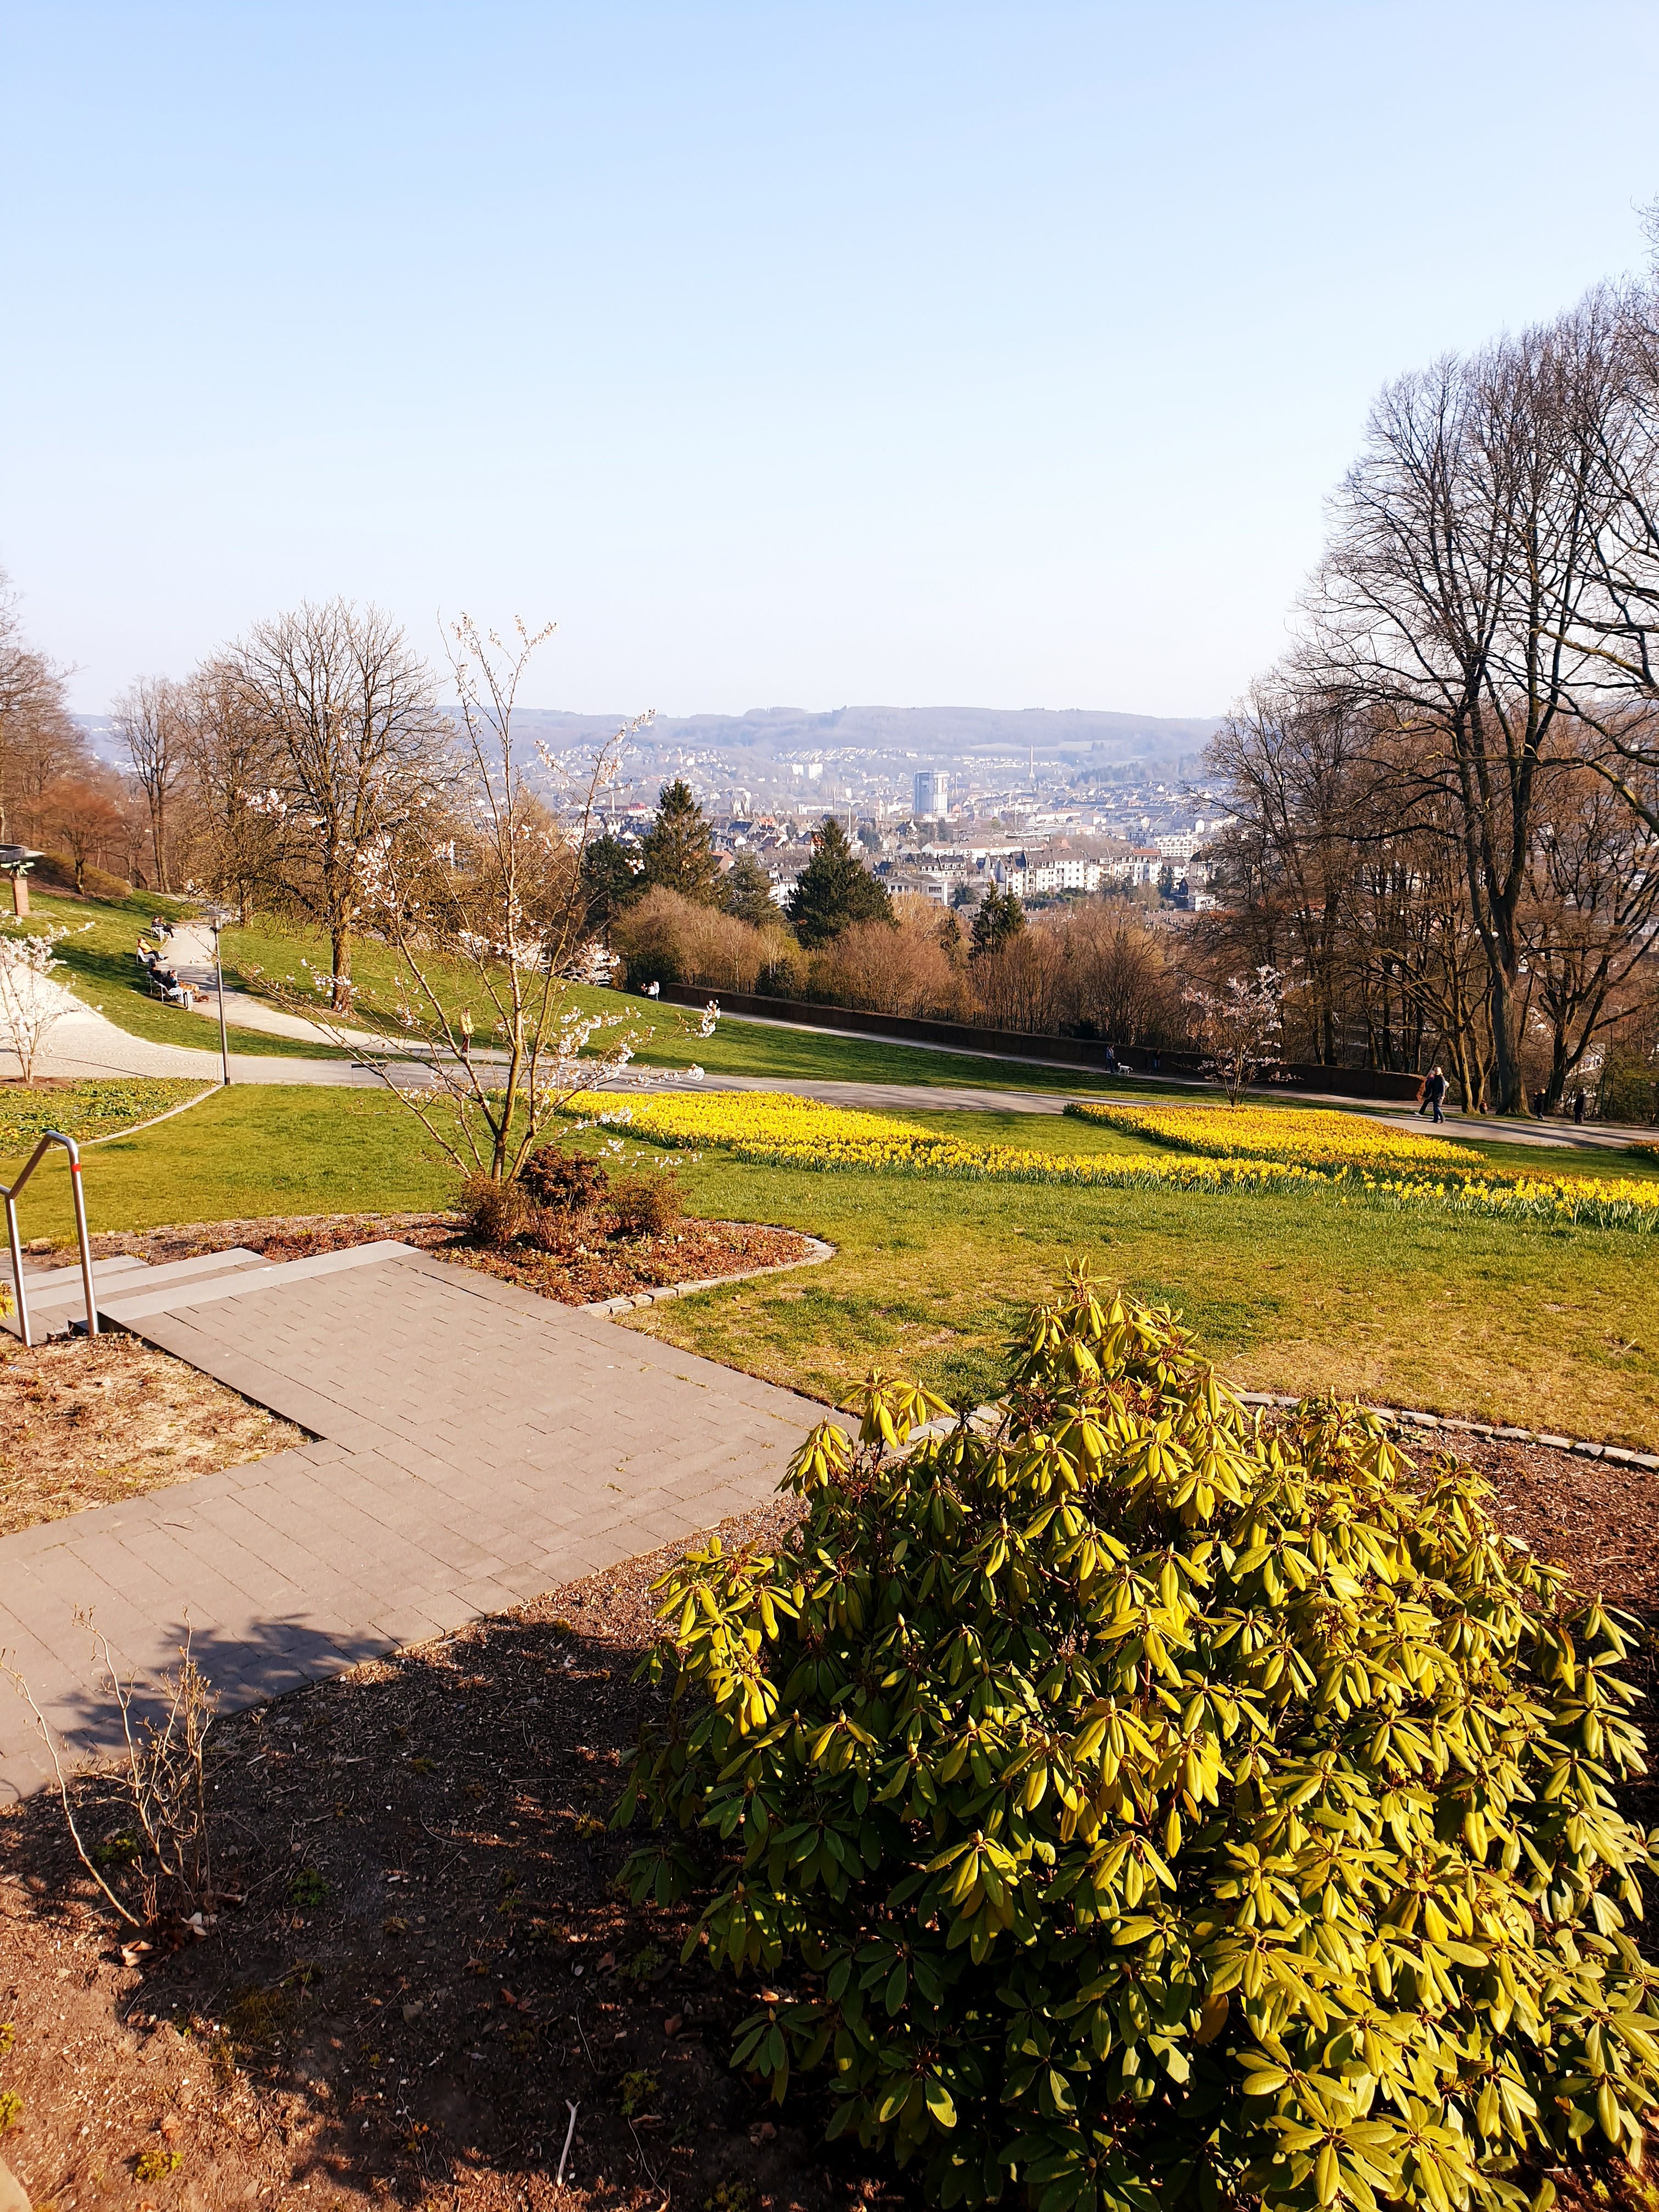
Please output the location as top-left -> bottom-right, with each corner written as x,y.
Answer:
206,907 -> 232,1087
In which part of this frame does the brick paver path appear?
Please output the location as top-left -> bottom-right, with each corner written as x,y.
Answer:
0,1248 -> 823,1804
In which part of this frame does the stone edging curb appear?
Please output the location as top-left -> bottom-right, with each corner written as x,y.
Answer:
580,1234 -> 836,1317
80,1080 -> 223,1146
1235,1389 -> 1659,1473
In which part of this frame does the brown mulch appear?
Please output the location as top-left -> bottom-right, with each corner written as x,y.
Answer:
1,1434 -> 1657,2212
0,1333 -> 306,1538
0,1500 -> 867,2212
80,1211 -> 816,1307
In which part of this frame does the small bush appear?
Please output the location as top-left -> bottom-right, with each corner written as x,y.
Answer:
287,1867 -> 328,1909
133,2147 -> 181,2182
458,1172 -> 529,1251
521,1144 -> 612,1213
614,884 -> 780,994
610,1171 -> 685,1238
620,1270 -> 1659,2212
0,2089 -> 20,2135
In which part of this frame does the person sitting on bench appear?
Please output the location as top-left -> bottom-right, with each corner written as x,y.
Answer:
150,962 -> 193,1006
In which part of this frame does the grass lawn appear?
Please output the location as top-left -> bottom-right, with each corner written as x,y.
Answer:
217,911 -> 1156,1095
11,891 -> 346,1058
7,1084 -> 1655,1452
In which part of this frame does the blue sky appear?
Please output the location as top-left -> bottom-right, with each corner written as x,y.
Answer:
5,1 -> 1658,716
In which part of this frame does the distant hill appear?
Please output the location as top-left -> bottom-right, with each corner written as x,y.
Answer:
511,703 -> 1221,765
76,702 -> 1224,777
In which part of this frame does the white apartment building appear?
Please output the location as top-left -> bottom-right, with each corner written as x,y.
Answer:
994,848 -> 1103,898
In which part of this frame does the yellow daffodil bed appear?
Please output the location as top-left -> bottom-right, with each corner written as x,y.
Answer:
566,1088 -> 1659,1232
1063,1098 -> 1480,1171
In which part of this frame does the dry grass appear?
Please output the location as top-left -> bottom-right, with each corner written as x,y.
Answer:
0,1333 -> 307,1537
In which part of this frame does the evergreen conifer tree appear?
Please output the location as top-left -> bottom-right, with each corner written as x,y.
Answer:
639,780 -> 719,903
721,851 -> 778,928
785,817 -> 894,949
970,881 -> 1026,960
579,832 -> 642,932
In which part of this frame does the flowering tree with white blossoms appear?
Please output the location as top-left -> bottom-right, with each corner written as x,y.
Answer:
248,616 -> 716,1182
0,923 -> 91,1084
1182,963 -> 1287,1105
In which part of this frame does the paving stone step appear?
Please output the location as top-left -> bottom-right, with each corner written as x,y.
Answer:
96,1239 -> 416,1324
17,1248 -> 266,1308
14,1252 -> 150,1290
3,1250 -> 274,1340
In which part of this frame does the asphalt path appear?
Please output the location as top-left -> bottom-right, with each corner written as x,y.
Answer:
4,979 -> 1651,1152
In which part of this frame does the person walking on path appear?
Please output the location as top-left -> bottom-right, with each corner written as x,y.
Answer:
1573,1087 -> 1587,1125
1424,1065 -> 1448,1124
1414,1072 -> 1429,1116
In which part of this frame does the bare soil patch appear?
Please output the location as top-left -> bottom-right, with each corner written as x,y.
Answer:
0,1500 -> 877,2212
1,1433 -> 1654,2212
0,1333 -> 306,1538
80,1211 -> 817,1307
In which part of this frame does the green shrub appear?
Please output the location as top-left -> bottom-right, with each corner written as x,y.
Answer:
619,1271 -> 1659,2212
610,1169 -> 685,1238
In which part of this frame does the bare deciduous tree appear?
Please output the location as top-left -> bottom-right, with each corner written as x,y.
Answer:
44,773 -> 127,890
178,657 -> 281,922
249,616 -> 711,1184
230,599 -> 452,1007
1308,305 -> 1622,1112
112,675 -> 187,889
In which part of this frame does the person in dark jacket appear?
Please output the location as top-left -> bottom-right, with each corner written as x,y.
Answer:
1573,1088 -> 1587,1125
1423,1065 -> 1448,1124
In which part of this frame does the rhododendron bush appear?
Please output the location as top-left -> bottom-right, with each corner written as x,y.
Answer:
619,1273 -> 1659,2212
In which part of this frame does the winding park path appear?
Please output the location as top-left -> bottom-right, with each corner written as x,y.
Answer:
1,966 -> 1646,1147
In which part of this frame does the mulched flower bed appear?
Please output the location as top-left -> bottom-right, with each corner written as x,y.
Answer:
0,1331 -> 305,1538
82,1211 -> 817,1306
2,1430 -> 1658,2212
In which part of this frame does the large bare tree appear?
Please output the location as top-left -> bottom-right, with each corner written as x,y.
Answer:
177,657 -> 282,921
112,674 -> 187,889
1308,306 -> 1620,1112
230,600 -> 452,1007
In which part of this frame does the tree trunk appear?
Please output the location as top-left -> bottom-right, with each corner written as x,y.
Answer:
330,924 -> 352,1011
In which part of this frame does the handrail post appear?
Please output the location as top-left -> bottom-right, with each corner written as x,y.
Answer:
64,1138 -> 98,1338
1,1127 -> 98,1345
4,1189 -> 29,1348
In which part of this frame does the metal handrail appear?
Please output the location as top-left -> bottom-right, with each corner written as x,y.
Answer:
3,1130 -> 99,1348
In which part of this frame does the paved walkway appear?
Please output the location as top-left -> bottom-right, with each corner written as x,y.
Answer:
0,1245 -> 827,1804
7,988 -> 1652,1152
